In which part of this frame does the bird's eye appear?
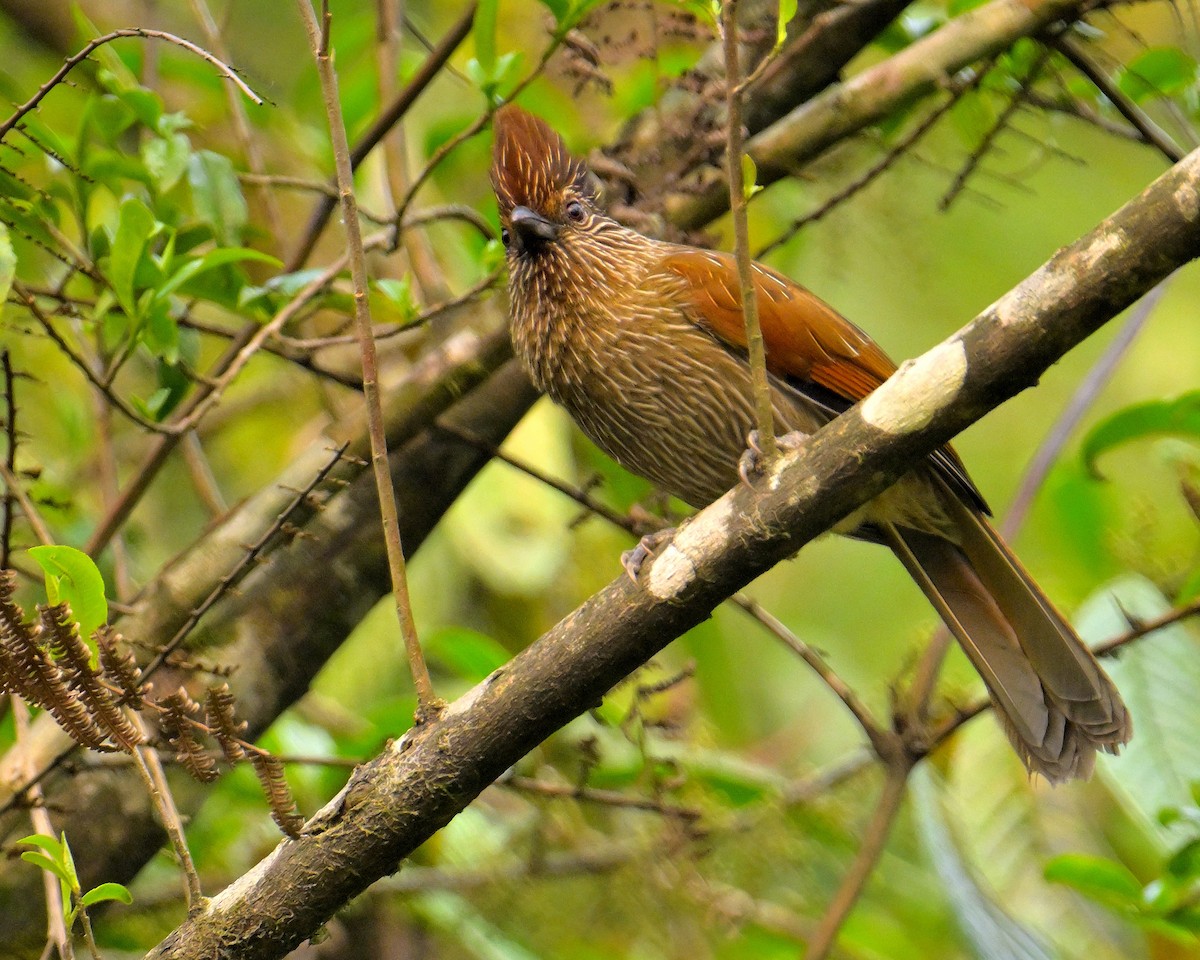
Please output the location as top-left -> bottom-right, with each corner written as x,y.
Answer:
501,227 -> 511,248
565,200 -> 586,223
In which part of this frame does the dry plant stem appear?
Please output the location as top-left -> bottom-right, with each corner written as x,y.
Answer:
375,0 -> 449,303
670,0 -> 1097,230
1001,276 -> 1169,539
83,243 -> 371,557
756,67 -> 988,258
187,0 -> 284,242
729,594 -> 888,749
287,1 -> 477,270
0,27 -> 259,140
181,431 -> 228,517
939,44 -> 1051,210
2,350 -> 20,568
0,460 -> 54,546
1050,34 -> 1185,164
721,0 -> 776,460
804,762 -> 910,960
297,0 -> 436,715
13,697 -> 74,960
125,712 -> 204,914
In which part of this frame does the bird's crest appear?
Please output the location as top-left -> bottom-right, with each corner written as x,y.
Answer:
491,104 -> 595,219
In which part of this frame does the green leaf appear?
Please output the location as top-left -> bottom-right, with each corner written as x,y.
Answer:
20,851 -> 73,887
110,197 -> 158,319
776,0 -> 798,49
1167,839 -> 1200,881
1080,576 -> 1200,838
1117,47 -> 1198,102
474,0 -> 499,76
27,545 -> 108,641
79,882 -> 133,908
1081,392 -> 1200,477
0,222 -> 15,307
17,833 -> 64,858
143,133 -> 192,193
914,767 -> 1058,960
741,153 -> 763,201
188,151 -> 248,246
1044,854 -> 1143,909
536,0 -> 569,23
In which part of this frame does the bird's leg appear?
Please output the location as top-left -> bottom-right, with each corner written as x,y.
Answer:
738,429 -> 808,486
621,527 -> 677,583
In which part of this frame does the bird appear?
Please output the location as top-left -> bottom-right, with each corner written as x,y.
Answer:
489,103 -> 1130,782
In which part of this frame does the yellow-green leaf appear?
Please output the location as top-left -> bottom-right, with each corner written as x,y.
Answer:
27,545 -> 108,642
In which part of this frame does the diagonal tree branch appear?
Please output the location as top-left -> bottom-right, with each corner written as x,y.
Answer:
666,0 -> 1095,230
144,146 -> 1200,960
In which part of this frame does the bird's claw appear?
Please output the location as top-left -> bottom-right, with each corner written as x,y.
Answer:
621,527 -> 676,583
738,430 -> 808,487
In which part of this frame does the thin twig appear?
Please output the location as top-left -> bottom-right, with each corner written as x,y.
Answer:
296,0 -> 437,715
1049,33 -> 1185,163
187,0 -> 285,242
939,44 -> 1052,210
756,64 -> 991,258
0,27 -> 260,141
804,763 -> 910,960
0,461 -> 54,547
1,350 -> 18,568
13,697 -> 75,960
728,594 -> 889,752
287,2 -> 477,270
125,712 -> 205,914
721,0 -> 776,461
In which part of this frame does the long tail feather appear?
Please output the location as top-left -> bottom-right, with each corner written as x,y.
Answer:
883,500 -> 1131,782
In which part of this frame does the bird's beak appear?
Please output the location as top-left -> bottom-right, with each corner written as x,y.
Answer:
510,205 -> 558,252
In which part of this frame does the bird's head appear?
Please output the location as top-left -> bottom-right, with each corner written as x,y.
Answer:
490,104 -> 602,260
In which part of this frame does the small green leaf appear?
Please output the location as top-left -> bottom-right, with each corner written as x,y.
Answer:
1167,839 -> 1200,881
1081,392 -> 1200,477
0,223 -> 15,306
1117,47 -> 1198,102
741,153 -> 763,201
481,238 -> 506,274
27,545 -> 108,642
536,0 -> 570,22
188,151 -> 248,246
110,197 -> 158,319
80,882 -> 133,908
776,0 -> 798,49
474,0 -> 499,76
17,834 -> 64,857
20,851 -> 73,886
1045,854 -> 1144,909
143,133 -> 192,193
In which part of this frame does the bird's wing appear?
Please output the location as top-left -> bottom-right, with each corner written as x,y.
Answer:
659,248 -> 988,514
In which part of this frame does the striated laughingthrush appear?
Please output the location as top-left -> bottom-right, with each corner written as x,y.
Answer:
490,104 -> 1130,782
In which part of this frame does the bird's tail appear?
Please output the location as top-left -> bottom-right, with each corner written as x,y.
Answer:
884,496 -> 1130,782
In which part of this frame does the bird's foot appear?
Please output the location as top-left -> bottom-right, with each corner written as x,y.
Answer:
738,430 -> 808,486
621,527 -> 676,583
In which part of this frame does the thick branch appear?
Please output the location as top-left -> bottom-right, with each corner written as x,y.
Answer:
667,0 -> 1090,230
0,332 -> 533,956
145,147 -> 1200,960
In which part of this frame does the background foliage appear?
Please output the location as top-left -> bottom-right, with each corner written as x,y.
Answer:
1,0 -> 1199,957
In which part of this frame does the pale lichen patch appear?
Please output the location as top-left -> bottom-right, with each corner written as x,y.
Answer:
860,340 -> 968,434
992,265 -> 1071,326
644,543 -> 696,599
1174,181 -> 1200,222
1079,228 -> 1125,269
